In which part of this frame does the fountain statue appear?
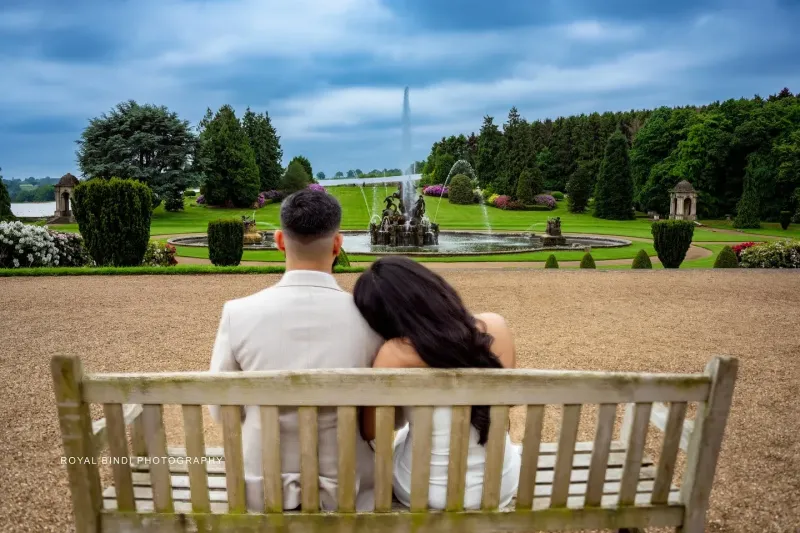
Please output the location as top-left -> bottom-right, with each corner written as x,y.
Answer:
542,216 -> 566,246
242,214 -> 262,245
370,186 -> 439,247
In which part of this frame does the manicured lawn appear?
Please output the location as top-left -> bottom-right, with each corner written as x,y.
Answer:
50,186 -> 732,241
594,244 -> 729,270
701,219 -> 800,240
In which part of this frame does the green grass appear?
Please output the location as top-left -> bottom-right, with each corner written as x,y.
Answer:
701,219 -> 800,240
0,265 -> 365,277
590,243 -> 729,270
174,240 -> 656,263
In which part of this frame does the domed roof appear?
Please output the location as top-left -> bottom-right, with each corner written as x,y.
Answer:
56,173 -> 80,187
671,180 -> 696,193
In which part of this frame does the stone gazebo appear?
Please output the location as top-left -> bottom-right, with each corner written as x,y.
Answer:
50,173 -> 80,224
669,180 -> 698,221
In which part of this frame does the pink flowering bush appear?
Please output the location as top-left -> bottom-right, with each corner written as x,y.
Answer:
143,242 -> 178,267
423,185 -> 449,197
534,194 -> 556,209
739,240 -> 800,268
308,184 -> 326,192
262,190 -> 284,201
493,195 -> 511,209
732,241 -> 756,259
196,194 -> 205,205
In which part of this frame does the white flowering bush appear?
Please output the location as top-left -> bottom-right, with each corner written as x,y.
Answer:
739,240 -> 800,268
0,222 -> 91,268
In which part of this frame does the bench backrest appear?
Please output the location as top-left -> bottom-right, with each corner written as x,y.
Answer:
52,356 -> 737,533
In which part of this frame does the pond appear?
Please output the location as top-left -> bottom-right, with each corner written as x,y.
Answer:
10,202 -> 56,217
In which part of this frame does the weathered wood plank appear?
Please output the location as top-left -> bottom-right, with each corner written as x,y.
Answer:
551,404 -> 581,508
619,403 -> 653,505
680,357 -> 738,533
100,503 -> 685,532
585,403 -> 616,507
650,402 -> 693,453
92,403 -> 142,452
103,403 -> 135,511
130,414 -> 147,457
481,405 -> 509,510
445,406 -> 471,511
651,402 -> 687,505
141,404 -> 173,513
51,356 -> 102,533
410,406 -> 434,512
335,406 -> 356,513
221,405 -> 246,513
374,406 -> 395,513
181,405 -> 210,513
516,405 -> 544,511
298,406 -> 319,513
83,368 -> 711,405
261,406 -> 283,513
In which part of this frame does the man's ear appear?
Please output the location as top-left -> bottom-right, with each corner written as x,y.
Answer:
274,230 -> 286,252
332,233 -> 343,256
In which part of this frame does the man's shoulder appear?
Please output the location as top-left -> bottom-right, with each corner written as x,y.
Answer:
224,284 -> 355,314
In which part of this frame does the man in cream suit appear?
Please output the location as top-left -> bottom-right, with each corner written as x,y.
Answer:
209,189 -> 383,511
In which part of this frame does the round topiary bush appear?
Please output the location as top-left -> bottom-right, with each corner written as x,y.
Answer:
72,178 -> 152,266
448,174 -> 474,205
579,252 -> 596,269
184,190 -> 197,197
713,245 -> 739,268
780,211 -> 791,230
552,191 -> 565,201
651,220 -> 694,269
208,219 -> 244,266
631,249 -> 653,269
544,254 -> 559,268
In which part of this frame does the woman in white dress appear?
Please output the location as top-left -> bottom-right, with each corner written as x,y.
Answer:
354,256 -> 520,510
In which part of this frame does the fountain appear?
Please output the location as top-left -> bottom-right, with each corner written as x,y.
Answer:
242,214 -> 262,245
368,185 -> 439,247
541,216 -> 567,246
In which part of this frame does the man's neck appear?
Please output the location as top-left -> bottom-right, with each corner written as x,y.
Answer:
284,258 -> 333,275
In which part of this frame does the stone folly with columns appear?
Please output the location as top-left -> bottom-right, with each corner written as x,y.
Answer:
669,180 -> 698,221
48,173 -> 80,224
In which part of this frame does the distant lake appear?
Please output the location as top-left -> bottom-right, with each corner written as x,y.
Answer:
318,174 -> 421,187
10,202 -> 56,217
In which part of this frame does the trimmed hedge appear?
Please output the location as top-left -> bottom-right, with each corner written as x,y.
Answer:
780,211 -> 791,230
651,220 -> 694,268
72,178 -> 152,266
184,190 -> 197,197
579,252 -> 596,269
333,248 -> 350,268
631,249 -> 653,269
713,245 -> 739,268
208,219 -> 244,266
544,254 -> 559,268
448,174 -> 474,205
0,265 -> 365,277
551,191 -> 565,201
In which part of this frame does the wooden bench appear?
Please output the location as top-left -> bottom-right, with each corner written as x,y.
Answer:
52,355 -> 737,532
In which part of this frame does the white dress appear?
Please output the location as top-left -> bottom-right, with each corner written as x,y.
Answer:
392,406 -> 521,510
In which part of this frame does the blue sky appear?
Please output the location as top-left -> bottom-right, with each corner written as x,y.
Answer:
1,0 -> 799,180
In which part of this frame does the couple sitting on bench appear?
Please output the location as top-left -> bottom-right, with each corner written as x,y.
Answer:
209,189 -> 521,512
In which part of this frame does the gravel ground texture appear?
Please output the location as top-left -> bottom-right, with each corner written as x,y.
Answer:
1,270 -> 798,532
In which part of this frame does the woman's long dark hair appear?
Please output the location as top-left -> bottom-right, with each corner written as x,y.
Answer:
353,256 -> 503,445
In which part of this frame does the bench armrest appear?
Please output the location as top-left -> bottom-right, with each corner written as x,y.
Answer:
92,403 -> 143,452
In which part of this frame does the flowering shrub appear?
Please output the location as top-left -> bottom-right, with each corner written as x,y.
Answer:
196,195 -> 206,205
534,194 -> 556,209
0,221 -> 61,268
49,230 -> 91,267
257,192 -> 267,208
739,240 -> 800,268
493,195 -> 511,209
143,242 -> 177,267
732,241 -> 756,259
423,185 -> 448,197
506,200 -> 526,210
487,193 -> 499,205
308,183 -> 326,192
262,190 -> 284,201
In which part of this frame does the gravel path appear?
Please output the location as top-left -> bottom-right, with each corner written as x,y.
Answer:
1,271 -> 798,532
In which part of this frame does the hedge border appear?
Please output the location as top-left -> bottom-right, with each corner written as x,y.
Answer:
0,265 -> 365,277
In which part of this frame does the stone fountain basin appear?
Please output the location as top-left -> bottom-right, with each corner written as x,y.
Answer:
169,231 -> 631,257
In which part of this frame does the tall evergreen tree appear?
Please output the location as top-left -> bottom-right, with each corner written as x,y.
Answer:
279,161 -> 311,193
242,108 -> 283,191
594,130 -> 635,219
0,168 -> 13,220
503,107 -> 534,195
566,160 -> 596,213
734,166 -> 761,228
475,116 -> 504,188
199,105 -> 260,207
515,169 -> 536,204
290,156 -> 313,182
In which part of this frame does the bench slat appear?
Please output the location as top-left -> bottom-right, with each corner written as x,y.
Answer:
619,402 -> 653,505
261,406 -> 283,513
181,405 -> 210,513
652,402 -> 687,504
551,405 -> 582,508
336,406 -> 356,513
83,368 -> 712,406
481,405 -> 509,510
299,406 -> 319,512
374,406 -> 395,513
141,404 -> 173,513
103,403 -> 135,512
410,406 -> 434,512
221,406 -> 246,513
445,406 -> 471,511
585,403 -> 616,506
515,405 -> 544,511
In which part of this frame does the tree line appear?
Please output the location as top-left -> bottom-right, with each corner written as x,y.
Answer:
1,176 -> 59,203
423,88 -> 800,221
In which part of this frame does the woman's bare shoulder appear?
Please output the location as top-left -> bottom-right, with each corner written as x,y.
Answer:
475,312 -> 516,369
373,338 -> 427,369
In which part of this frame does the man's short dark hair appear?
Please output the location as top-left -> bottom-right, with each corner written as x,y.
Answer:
280,189 -> 342,241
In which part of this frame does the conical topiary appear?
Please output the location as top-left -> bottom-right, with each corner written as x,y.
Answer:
333,248 -> 350,268
579,252 -> 596,269
631,249 -> 653,269
713,245 -> 738,268
544,254 -> 559,269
